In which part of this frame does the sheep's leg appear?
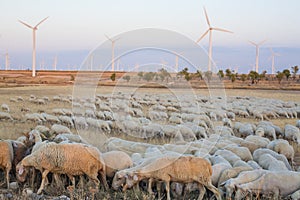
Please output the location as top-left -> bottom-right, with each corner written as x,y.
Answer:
197,184 -> 206,200
67,174 -> 76,188
99,170 -> 109,190
157,181 -> 162,199
165,180 -> 171,200
37,170 -> 50,194
205,181 -> 221,200
147,178 -> 153,194
5,167 -> 10,189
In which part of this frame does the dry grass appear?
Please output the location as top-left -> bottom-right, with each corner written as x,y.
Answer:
0,85 -> 300,199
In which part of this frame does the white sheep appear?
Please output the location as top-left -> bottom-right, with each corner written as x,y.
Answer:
58,115 -> 74,128
41,113 -> 60,124
25,113 -> 46,123
235,171 -> 300,200
257,153 -> 289,171
1,104 -> 10,112
0,112 -> 13,121
284,124 -> 300,144
16,142 -> 108,194
102,151 -> 133,178
267,139 -> 295,162
50,124 -> 72,135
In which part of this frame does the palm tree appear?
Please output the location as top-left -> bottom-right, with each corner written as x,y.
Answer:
291,66 -> 299,80
276,71 -> 284,84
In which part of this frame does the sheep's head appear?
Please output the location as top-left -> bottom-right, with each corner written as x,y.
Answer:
16,162 -> 29,183
112,171 -> 126,191
12,141 -> 29,168
124,172 -> 140,191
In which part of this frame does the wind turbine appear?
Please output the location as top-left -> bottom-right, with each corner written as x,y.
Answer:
18,16 -> 49,77
196,7 -> 233,71
105,34 -> 120,71
269,48 -> 280,75
53,55 -> 57,71
4,51 -> 9,70
248,40 -> 266,73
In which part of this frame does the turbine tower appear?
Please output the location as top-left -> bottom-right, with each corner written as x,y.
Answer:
5,51 -> 9,70
249,40 -> 266,73
196,7 -> 233,71
53,55 -> 57,70
105,34 -> 120,71
18,17 -> 49,77
174,52 -> 183,72
269,48 -> 280,75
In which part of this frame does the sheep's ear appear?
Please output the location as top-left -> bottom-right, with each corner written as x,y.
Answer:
133,174 -> 138,181
12,141 -> 18,148
18,166 -> 24,175
219,181 -> 227,187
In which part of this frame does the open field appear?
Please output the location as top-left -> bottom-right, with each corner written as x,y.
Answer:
0,83 -> 300,199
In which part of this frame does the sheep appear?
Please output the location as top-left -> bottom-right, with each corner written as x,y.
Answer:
253,148 -> 292,170
223,118 -> 233,128
257,153 -> 289,171
25,113 -> 46,123
214,149 -> 241,166
102,151 -> 133,178
177,125 -> 197,142
224,145 -> 253,162
267,139 -> 295,163
217,166 -> 253,188
238,123 -> 255,137
169,115 -> 182,124
0,140 -> 14,189
41,113 -> 60,124
290,190 -> 300,200
1,104 -> 10,112
221,169 -> 268,199
210,163 -> 232,187
58,115 -> 74,128
235,171 -> 300,200
16,142 -> 108,194
0,112 -> 13,121
53,133 -> 88,144
284,124 -> 300,144
124,156 -> 221,200
256,123 -> 276,140
247,160 -> 262,169
50,124 -> 72,135
73,116 -> 88,129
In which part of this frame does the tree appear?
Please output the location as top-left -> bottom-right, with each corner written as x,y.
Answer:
225,69 -> 232,79
291,66 -> 299,79
123,75 -> 130,82
230,74 -> 236,83
204,71 -> 212,83
282,69 -> 291,80
241,74 -> 247,82
217,70 -> 224,79
259,70 -> 267,80
248,70 -> 259,84
158,68 -> 171,82
143,72 -> 155,82
178,67 -> 191,81
110,73 -> 116,81
276,71 -> 284,84
194,70 -> 203,80
137,72 -> 144,80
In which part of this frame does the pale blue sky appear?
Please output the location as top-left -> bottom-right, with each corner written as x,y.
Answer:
0,0 -> 299,72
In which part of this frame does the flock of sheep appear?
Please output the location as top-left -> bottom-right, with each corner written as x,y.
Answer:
0,91 -> 300,199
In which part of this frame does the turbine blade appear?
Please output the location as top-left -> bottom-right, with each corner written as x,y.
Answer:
35,16 -> 49,28
258,39 -> 267,46
248,40 -> 257,46
203,7 -> 211,27
18,20 -> 34,29
104,34 -> 113,42
212,27 -> 233,33
196,29 -> 209,43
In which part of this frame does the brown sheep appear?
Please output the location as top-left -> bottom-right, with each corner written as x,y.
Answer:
0,140 -> 14,189
124,156 -> 221,200
16,142 -> 108,194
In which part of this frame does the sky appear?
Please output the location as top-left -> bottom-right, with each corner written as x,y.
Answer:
0,0 -> 299,73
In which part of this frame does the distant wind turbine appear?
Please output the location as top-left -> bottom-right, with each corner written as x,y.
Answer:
174,52 -> 183,72
18,16 -> 49,77
269,48 -> 280,75
5,51 -> 9,70
196,7 -> 233,71
249,40 -> 266,73
53,55 -> 57,70
105,34 -> 120,71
